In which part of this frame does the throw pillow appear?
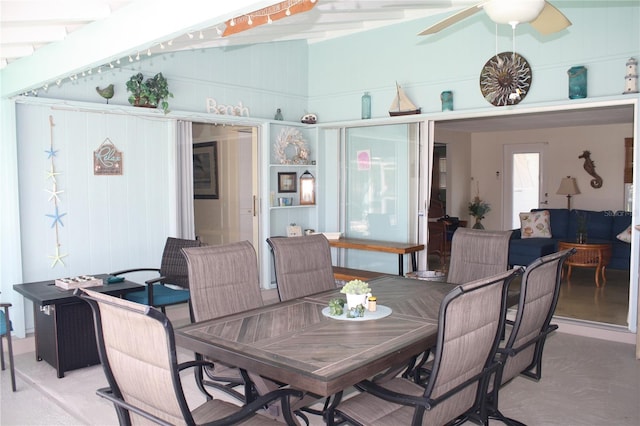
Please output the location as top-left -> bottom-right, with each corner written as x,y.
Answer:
617,224 -> 632,243
520,210 -> 552,239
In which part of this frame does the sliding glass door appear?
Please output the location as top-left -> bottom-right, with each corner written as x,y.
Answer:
341,123 -> 420,274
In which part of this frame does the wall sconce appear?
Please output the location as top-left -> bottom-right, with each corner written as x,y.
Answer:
299,170 -> 315,205
556,176 -> 580,210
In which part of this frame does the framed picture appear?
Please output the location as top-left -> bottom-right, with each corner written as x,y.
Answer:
193,142 -> 219,199
278,172 -> 297,193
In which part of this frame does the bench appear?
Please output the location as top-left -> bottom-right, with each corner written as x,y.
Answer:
332,266 -> 386,282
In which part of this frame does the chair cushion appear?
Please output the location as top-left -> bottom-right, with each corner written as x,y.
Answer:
519,210 -> 552,238
616,224 -> 632,243
0,310 -> 11,335
124,284 -> 190,307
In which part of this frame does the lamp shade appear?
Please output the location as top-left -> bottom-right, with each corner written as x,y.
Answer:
556,176 -> 580,196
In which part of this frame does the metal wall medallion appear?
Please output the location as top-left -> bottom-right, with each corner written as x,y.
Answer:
480,52 -> 532,106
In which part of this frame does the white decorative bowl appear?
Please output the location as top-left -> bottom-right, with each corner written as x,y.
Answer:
321,232 -> 342,240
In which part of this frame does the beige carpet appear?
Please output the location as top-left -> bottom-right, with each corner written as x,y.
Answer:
3,330 -> 639,426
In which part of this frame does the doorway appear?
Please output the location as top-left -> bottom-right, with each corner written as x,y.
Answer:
192,123 -> 259,248
503,143 -> 548,229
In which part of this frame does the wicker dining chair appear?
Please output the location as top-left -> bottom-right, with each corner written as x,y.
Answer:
0,300 -> 16,392
328,268 -> 521,426
447,228 -> 513,284
183,241 -> 317,425
110,237 -> 201,313
77,287 -> 302,426
267,234 -> 336,301
487,248 -> 575,426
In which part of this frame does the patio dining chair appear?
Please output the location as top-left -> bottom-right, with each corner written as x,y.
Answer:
110,236 -> 201,313
0,299 -> 16,392
328,268 -> 521,426
183,241 -> 318,425
487,248 -> 575,426
267,234 -> 336,301
447,228 -> 513,284
77,287 -> 302,426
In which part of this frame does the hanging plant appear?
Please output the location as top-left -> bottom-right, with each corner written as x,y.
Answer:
126,72 -> 173,114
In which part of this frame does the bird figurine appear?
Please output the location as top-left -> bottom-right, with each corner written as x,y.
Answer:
95,84 -> 114,103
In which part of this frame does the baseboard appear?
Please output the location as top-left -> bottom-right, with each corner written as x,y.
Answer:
553,316 -> 636,345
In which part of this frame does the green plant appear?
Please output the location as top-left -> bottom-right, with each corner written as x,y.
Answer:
340,279 -> 371,295
468,196 -> 491,219
126,72 -> 173,113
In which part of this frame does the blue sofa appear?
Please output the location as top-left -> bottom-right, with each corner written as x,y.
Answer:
508,208 -> 632,270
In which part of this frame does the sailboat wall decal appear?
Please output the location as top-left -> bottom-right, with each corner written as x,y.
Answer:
389,82 -> 421,116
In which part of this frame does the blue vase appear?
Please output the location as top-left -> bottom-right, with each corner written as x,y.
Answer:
361,92 -> 371,119
568,66 -> 587,99
440,91 -> 453,111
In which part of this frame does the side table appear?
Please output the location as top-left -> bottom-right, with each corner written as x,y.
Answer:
13,275 -> 142,378
558,241 -> 612,287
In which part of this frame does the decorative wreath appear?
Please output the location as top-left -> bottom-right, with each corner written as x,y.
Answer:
274,127 -> 310,165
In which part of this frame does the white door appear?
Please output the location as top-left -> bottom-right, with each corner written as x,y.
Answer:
503,143 -> 548,229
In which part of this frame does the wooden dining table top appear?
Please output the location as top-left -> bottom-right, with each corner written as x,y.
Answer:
175,276 -> 455,397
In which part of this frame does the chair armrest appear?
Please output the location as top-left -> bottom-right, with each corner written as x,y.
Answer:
354,380 -> 426,407
178,359 -> 215,372
0,303 -> 12,308
97,387 -> 174,426
110,268 -> 161,276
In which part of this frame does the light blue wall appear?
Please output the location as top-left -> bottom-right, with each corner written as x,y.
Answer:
36,40 -> 310,121
307,2 -> 640,121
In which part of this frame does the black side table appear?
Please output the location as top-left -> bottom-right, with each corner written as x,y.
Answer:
13,275 -> 142,378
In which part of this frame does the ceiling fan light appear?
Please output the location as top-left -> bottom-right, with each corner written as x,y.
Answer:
484,0 -> 545,25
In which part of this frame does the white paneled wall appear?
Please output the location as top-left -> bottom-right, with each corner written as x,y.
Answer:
16,103 -> 174,285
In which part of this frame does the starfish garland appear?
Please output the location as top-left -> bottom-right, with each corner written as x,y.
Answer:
48,245 -> 68,267
45,182 -> 64,202
46,115 -> 67,268
45,147 -> 59,158
46,206 -> 67,228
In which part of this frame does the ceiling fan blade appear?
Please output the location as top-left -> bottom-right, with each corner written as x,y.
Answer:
418,3 -> 485,35
530,1 -> 572,35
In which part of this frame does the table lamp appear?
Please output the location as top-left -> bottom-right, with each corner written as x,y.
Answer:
556,176 -> 580,209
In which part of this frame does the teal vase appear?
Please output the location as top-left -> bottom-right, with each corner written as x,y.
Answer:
568,66 -> 587,99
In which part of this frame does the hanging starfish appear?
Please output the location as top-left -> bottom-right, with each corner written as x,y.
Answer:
45,147 -> 59,158
46,206 -> 67,228
46,166 -> 61,182
45,183 -> 64,202
48,245 -> 68,268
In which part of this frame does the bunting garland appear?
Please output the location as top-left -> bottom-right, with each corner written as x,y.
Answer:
46,115 -> 67,268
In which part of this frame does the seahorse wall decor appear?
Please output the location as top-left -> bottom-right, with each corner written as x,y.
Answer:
578,150 -> 603,188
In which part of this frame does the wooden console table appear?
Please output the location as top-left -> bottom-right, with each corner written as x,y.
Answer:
329,237 -> 424,276
558,241 -> 612,287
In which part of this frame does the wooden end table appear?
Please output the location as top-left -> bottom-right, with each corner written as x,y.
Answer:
558,241 -> 612,287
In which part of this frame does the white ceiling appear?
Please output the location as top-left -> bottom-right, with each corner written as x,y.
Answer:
0,0 -> 473,69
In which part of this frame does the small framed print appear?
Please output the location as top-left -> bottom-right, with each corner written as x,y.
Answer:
193,142 -> 219,199
278,172 -> 297,193
287,225 -> 302,237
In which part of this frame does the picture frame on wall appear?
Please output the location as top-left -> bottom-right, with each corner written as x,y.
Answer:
278,172 -> 297,193
193,142 -> 219,199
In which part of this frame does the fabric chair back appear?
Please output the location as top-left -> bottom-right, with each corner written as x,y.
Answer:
159,237 -> 202,289
182,241 -> 263,322
267,234 -> 336,301
447,228 -> 513,284
420,268 -> 518,425
499,248 -> 575,384
79,288 -> 193,425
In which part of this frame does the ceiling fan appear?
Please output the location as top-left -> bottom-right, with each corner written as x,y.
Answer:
419,0 -> 571,35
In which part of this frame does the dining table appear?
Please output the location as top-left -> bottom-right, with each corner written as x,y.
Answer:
175,275 -> 454,398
